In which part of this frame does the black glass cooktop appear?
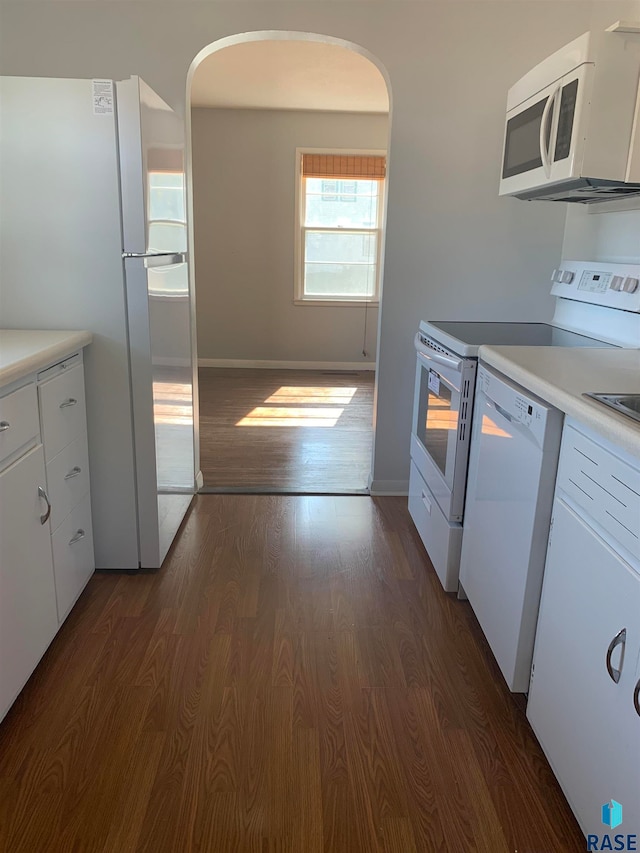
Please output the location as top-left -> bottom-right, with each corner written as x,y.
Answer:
426,321 -> 615,349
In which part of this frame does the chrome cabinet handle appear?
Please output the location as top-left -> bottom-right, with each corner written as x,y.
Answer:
0,421 -> 9,432
64,466 -> 82,480
634,680 -> 640,718
606,628 -> 626,684
69,529 -> 85,545
38,485 -> 51,525
59,398 -> 77,409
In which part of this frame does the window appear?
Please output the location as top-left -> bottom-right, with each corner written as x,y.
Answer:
295,151 -> 386,305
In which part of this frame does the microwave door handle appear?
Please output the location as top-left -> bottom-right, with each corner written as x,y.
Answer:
539,85 -> 560,178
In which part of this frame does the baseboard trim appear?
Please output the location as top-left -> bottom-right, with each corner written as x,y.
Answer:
198,358 -> 376,371
369,479 -> 409,496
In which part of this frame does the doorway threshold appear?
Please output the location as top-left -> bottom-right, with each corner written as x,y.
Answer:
198,486 -> 370,496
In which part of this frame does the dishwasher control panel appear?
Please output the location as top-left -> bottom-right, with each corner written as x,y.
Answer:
477,365 -> 550,444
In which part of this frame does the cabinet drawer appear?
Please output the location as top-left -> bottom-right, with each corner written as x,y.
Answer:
46,433 -> 91,532
51,498 -> 94,623
0,383 -> 39,468
408,461 -> 462,593
558,425 -> 640,561
39,365 -> 87,462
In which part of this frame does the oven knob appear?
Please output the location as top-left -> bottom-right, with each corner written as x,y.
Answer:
560,270 -> 574,284
610,276 -> 624,291
623,276 -> 639,293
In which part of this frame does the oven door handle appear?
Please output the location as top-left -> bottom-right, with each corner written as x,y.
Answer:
414,335 -> 463,372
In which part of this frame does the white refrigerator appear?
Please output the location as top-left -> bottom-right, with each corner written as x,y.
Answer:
0,75 -> 198,570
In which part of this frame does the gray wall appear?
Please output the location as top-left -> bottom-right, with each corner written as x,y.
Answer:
191,107 -> 387,365
2,0 -> 638,491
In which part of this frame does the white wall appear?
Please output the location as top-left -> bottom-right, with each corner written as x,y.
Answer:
563,0 -> 640,267
191,107 -> 387,365
562,204 -> 640,263
1,0 -> 637,491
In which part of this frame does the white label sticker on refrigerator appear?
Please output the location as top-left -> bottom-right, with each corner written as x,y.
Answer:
428,371 -> 440,395
92,80 -> 114,115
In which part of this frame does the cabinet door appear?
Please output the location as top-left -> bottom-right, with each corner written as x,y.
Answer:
0,445 -> 58,722
527,497 -> 640,838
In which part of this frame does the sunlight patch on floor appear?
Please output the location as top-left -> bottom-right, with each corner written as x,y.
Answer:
235,385 -> 363,428
237,406 -> 344,427
264,386 -> 357,405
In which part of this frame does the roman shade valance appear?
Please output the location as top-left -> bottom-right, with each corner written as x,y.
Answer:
301,153 -> 386,180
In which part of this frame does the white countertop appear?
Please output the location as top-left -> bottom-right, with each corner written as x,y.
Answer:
478,345 -> 640,459
0,330 -> 93,388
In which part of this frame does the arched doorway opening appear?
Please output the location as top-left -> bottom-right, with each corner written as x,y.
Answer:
185,32 -> 392,494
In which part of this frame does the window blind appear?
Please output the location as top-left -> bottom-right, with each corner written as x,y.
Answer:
301,153 -> 386,180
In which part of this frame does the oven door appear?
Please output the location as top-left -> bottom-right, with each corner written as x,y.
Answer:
410,337 -> 476,521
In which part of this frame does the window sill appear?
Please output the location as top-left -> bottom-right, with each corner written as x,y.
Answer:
293,298 -> 380,308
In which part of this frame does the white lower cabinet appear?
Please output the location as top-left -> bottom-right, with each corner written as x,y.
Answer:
0,348 -> 94,723
38,355 -> 94,625
51,498 -> 94,622
0,444 -> 58,720
527,497 -> 640,838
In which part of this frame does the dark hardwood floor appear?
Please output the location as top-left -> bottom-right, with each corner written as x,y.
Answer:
198,369 -> 374,493
0,495 -> 584,852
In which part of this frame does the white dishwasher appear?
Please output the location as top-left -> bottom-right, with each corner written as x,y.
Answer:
459,364 -> 563,692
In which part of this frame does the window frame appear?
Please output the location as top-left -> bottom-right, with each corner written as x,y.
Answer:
294,148 -> 386,307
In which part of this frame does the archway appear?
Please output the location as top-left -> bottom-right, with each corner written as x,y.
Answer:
185,32 -> 392,494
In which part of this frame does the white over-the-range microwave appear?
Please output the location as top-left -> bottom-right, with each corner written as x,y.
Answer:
499,27 -> 640,203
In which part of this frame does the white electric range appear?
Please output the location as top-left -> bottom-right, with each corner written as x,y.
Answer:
409,259 -> 640,592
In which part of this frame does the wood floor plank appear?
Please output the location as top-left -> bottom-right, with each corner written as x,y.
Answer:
198,367 -> 374,492
0,495 -> 585,852
293,728 -> 324,853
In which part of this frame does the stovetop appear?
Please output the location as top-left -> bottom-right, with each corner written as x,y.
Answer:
419,320 -> 616,358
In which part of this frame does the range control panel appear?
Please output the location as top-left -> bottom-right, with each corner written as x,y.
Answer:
550,261 -> 640,312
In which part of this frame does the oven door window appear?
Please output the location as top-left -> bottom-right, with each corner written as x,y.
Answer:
416,368 -> 457,480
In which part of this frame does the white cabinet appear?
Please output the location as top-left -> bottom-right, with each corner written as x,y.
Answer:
527,423 -> 640,839
39,361 -> 87,461
38,357 -> 94,622
0,348 -> 94,723
0,383 -> 39,463
0,442 -> 58,720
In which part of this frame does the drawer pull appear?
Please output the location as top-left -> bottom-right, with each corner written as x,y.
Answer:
64,466 -> 82,480
0,421 -> 10,432
634,680 -> 640,718
606,627 -> 626,684
69,529 -> 85,546
38,485 -> 52,525
59,398 -> 78,409
421,490 -> 432,514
